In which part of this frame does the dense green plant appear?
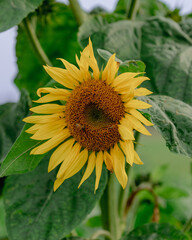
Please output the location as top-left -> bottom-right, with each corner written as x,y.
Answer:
0,0 -> 191,239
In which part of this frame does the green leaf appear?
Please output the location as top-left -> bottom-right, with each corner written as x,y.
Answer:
80,16 -> 192,105
15,3 -> 81,96
97,49 -> 123,63
142,95 -> 192,158
97,48 -> 146,73
0,90 -> 30,163
0,124 -> 44,177
115,0 -> 169,18
121,223 -> 189,240
78,16 -> 142,65
155,186 -> 188,199
141,17 -> 192,105
180,18 -> 192,39
3,157 -> 108,240
0,0 -> 44,32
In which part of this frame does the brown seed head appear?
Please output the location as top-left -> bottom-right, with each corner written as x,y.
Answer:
65,79 -> 125,151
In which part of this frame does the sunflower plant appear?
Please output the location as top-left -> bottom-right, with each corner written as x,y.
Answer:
0,0 -> 192,240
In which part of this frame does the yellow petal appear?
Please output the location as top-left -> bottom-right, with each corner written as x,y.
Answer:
120,89 -> 134,102
125,114 -> 151,136
33,94 -> 69,103
48,139 -> 75,172
25,124 -> 41,134
54,177 -> 65,191
30,129 -> 70,155
58,58 -> 84,83
56,143 -> 81,178
43,65 -> 78,89
112,72 -> 140,88
129,109 -> 153,126
23,113 -> 65,124
62,148 -> 88,180
102,54 -> 119,85
110,144 -> 128,189
87,38 -> 100,80
131,76 -> 150,89
37,87 -> 70,97
118,119 -> 135,140
30,104 -> 65,114
30,119 -> 66,140
115,77 -> 150,94
76,50 -> 91,81
134,88 -> 153,96
78,152 -> 96,188
53,149 -> 88,192
120,140 -> 134,166
134,151 -> 143,165
95,151 -> 104,192
125,99 -> 152,109
103,151 -> 113,171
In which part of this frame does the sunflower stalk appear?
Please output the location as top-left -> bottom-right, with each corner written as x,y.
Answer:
90,230 -> 112,240
100,173 -> 121,240
127,0 -> 140,20
22,17 -> 52,66
183,216 -> 192,233
69,0 -> 86,26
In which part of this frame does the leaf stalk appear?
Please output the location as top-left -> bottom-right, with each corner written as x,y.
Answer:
23,17 -> 52,66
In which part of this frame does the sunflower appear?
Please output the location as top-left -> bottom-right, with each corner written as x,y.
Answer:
23,39 -> 153,192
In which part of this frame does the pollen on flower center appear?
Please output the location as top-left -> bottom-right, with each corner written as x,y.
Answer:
65,79 -> 125,151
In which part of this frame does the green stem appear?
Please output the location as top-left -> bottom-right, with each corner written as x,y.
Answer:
127,0 -> 139,20
183,216 -> 192,233
100,174 -> 119,240
69,0 -> 86,26
91,230 -> 112,240
100,185 -> 110,232
108,174 -> 119,240
23,17 -> 52,66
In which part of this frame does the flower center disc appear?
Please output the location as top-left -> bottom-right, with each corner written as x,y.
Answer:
65,79 -> 125,151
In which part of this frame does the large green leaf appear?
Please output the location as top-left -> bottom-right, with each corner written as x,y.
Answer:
4,157 -> 107,240
79,16 -> 192,105
143,95 -> 192,157
0,90 -> 30,163
141,17 -> 192,105
0,0 -> 44,32
15,3 -> 81,96
121,223 -> 189,240
0,124 -> 44,177
78,16 -> 142,65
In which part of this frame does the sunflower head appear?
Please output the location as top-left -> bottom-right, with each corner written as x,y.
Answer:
23,38 -> 153,192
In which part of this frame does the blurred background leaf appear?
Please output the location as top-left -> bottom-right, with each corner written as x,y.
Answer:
15,2 -> 81,97
121,223 -> 189,239
0,0 -> 44,32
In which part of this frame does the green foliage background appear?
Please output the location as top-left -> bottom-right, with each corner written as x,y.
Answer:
0,0 -> 191,239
